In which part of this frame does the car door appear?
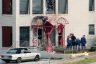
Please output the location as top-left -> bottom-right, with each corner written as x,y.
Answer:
23,50 -> 33,60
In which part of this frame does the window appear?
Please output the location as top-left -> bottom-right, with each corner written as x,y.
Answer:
2,26 -> 12,47
89,24 -> 95,35
46,0 -> 55,14
32,0 -> 43,14
58,0 -> 68,14
20,0 -> 30,14
2,0 -> 12,14
89,0 -> 95,11
20,27 -> 30,47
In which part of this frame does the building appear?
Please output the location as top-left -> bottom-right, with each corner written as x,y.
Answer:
0,0 -> 96,50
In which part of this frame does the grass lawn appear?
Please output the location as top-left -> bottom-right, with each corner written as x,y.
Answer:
64,58 -> 96,64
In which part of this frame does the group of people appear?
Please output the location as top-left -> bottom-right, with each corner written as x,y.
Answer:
67,33 -> 87,51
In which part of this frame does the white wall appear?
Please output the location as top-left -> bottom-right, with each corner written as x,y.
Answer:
0,0 -> 96,48
0,0 -> 17,48
15,0 -> 96,48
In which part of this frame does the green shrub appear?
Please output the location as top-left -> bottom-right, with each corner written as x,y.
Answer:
90,47 -> 96,52
54,46 -> 78,53
54,46 -> 64,53
90,42 -> 96,52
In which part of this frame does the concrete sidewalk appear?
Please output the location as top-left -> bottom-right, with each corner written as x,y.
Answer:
51,56 -> 87,64
90,62 -> 96,64
51,53 -> 96,64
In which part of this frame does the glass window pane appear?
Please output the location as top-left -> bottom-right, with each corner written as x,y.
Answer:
20,0 -> 30,14
89,0 -> 94,11
89,24 -> 95,35
58,0 -> 68,14
46,0 -> 55,14
20,27 -> 30,47
2,0 -> 12,14
32,0 -> 43,14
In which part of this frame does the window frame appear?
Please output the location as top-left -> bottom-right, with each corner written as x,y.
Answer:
58,0 -> 68,14
32,0 -> 43,14
20,0 -> 30,14
2,0 -> 13,14
89,0 -> 95,11
19,26 -> 30,47
89,24 -> 95,35
2,26 -> 13,47
46,0 -> 56,14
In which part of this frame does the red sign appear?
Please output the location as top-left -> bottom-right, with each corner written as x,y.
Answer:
46,44 -> 53,53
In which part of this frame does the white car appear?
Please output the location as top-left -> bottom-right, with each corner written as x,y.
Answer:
0,48 -> 41,63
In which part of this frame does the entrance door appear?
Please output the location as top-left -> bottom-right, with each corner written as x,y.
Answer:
2,26 -> 12,47
20,27 -> 30,47
38,28 -> 43,46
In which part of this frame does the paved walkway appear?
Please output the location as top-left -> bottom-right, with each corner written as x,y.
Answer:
90,62 -> 96,64
51,56 -> 86,64
51,52 -> 96,64
0,50 -> 96,64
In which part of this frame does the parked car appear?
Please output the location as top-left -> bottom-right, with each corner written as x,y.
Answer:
0,47 -> 41,63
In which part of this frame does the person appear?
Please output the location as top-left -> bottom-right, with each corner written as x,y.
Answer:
76,38 -> 81,51
71,33 -> 76,50
81,35 -> 87,50
66,35 -> 72,50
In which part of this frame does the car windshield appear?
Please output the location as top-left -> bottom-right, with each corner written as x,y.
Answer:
7,49 -> 17,54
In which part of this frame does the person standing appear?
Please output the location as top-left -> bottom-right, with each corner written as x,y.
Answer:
67,35 -> 72,50
71,33 -> 76,50
76,38 -> 81,51
81,35 -> 87,50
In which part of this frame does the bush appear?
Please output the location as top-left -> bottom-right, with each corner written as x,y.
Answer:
54,46 -> 64,53
89,43 -> 96,52
90,47 -> 96,52
54,46 -> 78,53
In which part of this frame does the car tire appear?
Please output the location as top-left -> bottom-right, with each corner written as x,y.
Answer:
16,57 -> 22,63
34,55 -> 40,61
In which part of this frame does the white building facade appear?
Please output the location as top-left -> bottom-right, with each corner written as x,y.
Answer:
0,0 -> 96,49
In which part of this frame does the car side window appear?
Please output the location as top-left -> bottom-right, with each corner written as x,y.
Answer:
16,50 -> 21,54
23,50 -> 31,53
21,49 -> 25,53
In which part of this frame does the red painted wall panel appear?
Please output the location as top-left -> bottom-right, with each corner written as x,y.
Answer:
2,27 -> 12,47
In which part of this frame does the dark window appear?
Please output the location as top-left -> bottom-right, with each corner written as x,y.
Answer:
46,0 -> 55,14
89,0 -> 95,11
20,0 -> 30,14
2,0 -> 12,14
32,0 -> 43,14
38,29 -> 42,39
20,27 -> 30,47
89,24 -> 95,35
58,0 -> 68,14
2,26 -> 12,47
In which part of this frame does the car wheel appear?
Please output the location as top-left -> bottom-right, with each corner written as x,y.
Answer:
34,55 -> 40,61
16,57 -> 22,63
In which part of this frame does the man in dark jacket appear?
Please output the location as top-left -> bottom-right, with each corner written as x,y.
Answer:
81,35 -> 87,50
71,33 -> 76,50
76,38 -> 81,51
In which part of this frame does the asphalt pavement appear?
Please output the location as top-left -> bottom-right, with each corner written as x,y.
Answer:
0,59 -> 59,64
